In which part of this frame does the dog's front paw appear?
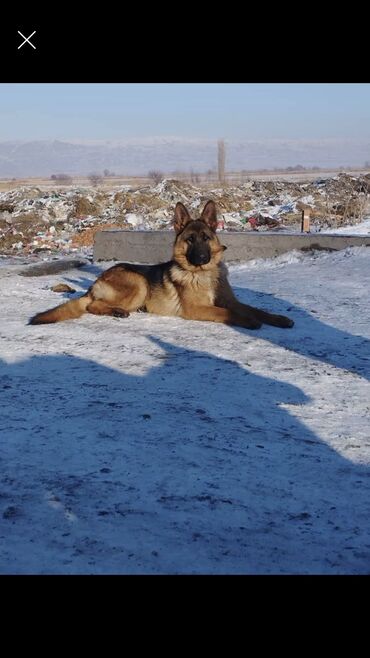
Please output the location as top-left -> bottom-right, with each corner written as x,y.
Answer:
242,316 -> 262,329
111,308 -> 130,318
280,316 -> 294,328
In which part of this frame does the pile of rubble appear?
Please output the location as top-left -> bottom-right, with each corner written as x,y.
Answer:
0,173 -> 369,258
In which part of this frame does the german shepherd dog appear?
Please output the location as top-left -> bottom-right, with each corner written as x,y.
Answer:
29,200 -> 294,330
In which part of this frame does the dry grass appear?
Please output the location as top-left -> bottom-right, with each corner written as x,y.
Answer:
0,176 -> 151,193
2,167 -> 370,194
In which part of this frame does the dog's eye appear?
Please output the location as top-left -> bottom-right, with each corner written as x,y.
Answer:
186,236 -> 195,244
202,233 -> 211,241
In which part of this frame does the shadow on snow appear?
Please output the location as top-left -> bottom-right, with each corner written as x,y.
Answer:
1,336 -> 370,574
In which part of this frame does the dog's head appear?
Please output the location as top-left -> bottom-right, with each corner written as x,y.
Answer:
172,200 -> 227,271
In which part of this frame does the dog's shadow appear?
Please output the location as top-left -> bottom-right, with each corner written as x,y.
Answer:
60,265 -> 370,383
1,337 -> 370,574
233,284 -> 370,381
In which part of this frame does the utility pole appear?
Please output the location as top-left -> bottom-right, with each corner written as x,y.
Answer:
218,139 -> 226,185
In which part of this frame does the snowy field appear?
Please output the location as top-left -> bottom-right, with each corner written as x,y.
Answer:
1,246 -> 370,574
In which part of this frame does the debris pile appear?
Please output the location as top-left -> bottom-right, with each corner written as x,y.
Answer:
0,173 -> 369,258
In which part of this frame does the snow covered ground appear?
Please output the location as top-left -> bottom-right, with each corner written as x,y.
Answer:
1,246 -> 370,574
324,217 -> 370,235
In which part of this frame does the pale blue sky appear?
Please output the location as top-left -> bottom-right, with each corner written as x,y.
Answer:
1,83 -> 370,141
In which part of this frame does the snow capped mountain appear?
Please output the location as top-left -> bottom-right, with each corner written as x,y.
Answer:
0,137 -> 369,177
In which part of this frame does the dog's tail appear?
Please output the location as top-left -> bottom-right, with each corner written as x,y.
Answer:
29,293 -> 92,325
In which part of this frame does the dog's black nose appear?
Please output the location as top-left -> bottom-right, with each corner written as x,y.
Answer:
191,254 -> 210,265
187,246 -> 211,266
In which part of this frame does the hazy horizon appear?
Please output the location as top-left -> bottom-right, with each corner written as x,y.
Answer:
0,136 -> 369,178
1,83 -> 370,176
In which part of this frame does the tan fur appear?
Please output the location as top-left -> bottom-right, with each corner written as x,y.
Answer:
29,294 -> 91,324
28,200 -> 294,330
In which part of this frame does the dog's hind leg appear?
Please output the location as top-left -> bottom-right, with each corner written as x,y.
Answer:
87,272 -> 149,318
86,300 -> 130,317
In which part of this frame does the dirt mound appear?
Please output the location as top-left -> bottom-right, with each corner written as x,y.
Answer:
0,174 -> 369,256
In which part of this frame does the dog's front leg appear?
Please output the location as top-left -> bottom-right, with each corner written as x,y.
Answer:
181,304 -> 262,329
231,301 -> 294,328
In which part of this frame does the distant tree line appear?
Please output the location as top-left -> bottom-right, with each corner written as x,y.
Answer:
50,173 -> 73,184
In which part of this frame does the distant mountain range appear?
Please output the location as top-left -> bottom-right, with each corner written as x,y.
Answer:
0,137 -> 369,177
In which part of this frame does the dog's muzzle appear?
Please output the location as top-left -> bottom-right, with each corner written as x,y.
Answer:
188,253 -> 210,266
187,246 -> 211,266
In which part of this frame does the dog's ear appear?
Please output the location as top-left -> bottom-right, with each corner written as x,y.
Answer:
174,202 -> 192,233
200,200 -> 218,232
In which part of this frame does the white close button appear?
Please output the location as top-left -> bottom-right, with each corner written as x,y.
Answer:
17,30 -> 36,50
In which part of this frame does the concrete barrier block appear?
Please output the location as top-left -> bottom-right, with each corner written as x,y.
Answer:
94,230 -> 370,264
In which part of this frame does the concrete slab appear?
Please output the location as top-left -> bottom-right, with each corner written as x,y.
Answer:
94,230 -> 370,263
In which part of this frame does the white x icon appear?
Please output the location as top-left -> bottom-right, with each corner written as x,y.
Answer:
17,30 -> 36,50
